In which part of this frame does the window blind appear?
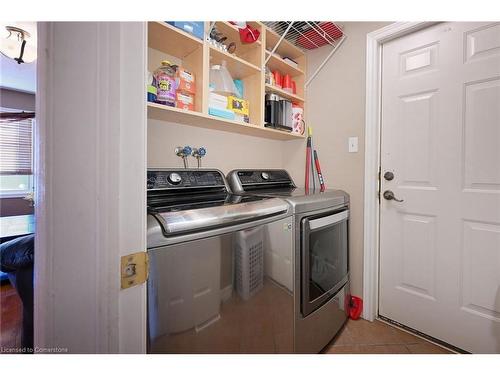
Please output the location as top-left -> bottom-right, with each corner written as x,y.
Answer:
0,116 -> 33,175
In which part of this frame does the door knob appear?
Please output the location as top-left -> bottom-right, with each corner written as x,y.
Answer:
383,190 -> 404,202
384,171 -> 394,181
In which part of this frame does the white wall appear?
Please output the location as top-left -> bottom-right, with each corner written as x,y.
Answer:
148,120 -> 285,173
284,22 -> 391,298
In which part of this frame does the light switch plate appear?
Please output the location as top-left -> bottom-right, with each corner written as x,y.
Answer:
348,137 -> 358,153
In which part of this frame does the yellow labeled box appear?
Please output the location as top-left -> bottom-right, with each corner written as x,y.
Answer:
227,96 -> 249,116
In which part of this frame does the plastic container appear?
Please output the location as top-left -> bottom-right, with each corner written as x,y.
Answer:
233,79 -> 244,98
282,74 -> 293,93
265,66 -> 274,86
273,70 -> 282,88
166,21 -> 204,40
146,71 -> 157,103
292,104 -> 304,134
349,296 -> 363,320
233,227 -> 264,300
209,60 -> 239,96
154,60 -> 177,106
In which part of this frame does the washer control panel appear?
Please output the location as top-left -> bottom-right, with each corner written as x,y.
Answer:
147,169 -> 226,190
167,173 -> 182,185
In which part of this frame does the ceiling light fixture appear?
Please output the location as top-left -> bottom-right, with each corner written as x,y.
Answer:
0,26 -> 37,64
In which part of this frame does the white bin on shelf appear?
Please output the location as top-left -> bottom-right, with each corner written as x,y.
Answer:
233,226 -> 264,300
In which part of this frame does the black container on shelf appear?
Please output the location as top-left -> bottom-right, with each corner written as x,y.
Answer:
265,93 -> 280,128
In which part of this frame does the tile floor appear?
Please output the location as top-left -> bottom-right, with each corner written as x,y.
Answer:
0,279 -> 454,354
323,318 -> 453,354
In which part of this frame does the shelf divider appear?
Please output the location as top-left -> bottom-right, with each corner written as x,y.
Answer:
265,84 -> 305,103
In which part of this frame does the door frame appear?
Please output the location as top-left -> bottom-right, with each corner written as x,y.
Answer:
34,22 -> 148,353
362,22 -> 439,321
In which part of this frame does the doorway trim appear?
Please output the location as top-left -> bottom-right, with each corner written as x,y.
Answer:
362,22 -> 439,321
34,22 -> 147,353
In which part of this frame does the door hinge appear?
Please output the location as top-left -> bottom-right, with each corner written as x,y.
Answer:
121,252 -> 148,289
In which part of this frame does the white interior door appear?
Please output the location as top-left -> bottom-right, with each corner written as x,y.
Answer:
379,22 -> 500,353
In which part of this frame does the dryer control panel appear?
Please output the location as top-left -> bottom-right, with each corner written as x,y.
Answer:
227,169 -> 296,193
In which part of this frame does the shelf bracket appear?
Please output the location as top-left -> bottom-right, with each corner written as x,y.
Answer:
305,35 -> 346,88
264,22 -> 294,65
263,21 -> 346,88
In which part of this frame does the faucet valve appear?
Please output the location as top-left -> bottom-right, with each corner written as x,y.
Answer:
175,146 -> 192,168
192,147 -> 206,168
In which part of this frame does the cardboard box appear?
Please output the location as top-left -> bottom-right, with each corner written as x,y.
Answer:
227,96 -> 249,116
176,92 -> 195,111
209,93 -> 228,109
176,67 -> 196,95
208,107 -> 235,120
166,22 -> 204,40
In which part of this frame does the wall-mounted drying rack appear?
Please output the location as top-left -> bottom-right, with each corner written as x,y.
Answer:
262,21 -> 346,87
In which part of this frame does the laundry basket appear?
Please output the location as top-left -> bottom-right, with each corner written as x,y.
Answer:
233,226 -> 264,300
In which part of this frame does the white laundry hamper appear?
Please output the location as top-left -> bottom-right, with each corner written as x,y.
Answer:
233,226 -> 264,300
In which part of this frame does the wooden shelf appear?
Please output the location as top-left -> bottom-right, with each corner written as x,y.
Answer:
148,22 -> 203,58
146,21 -> 307,142
265,27 -> 305,60
215,22 -> 262,47
209,45 -> 261,79
216,22 -> 262,42
265,51 -> 305,77
212,22 -> 262,67
265,84 -> 305,103
147,102 -> 304,141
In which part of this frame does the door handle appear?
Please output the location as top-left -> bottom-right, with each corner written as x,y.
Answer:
383,190 -> 404,202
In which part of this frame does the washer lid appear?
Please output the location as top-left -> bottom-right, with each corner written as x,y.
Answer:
151,196 -> 289,236
274,188 -> 349,213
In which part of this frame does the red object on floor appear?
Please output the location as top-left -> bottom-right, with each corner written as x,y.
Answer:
297,22 -> 343,50
349,296 -> 363,320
